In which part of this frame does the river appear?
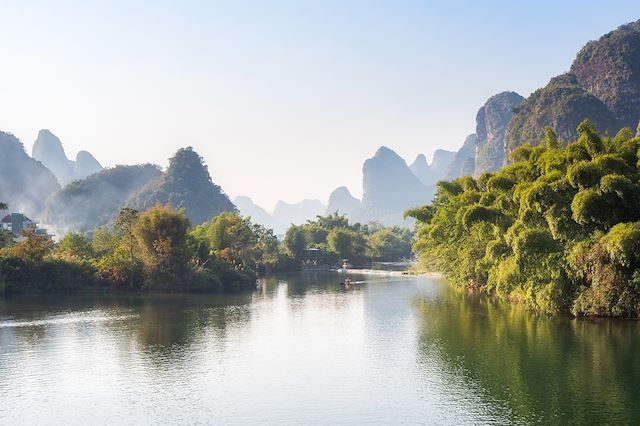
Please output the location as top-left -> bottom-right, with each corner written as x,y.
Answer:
1,272 -> 639,425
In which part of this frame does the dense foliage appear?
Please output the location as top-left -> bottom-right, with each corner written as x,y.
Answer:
0,205 -> 258,295
191,211 -> 280,274
283,212 -> 413,266
408,120 -> 640,317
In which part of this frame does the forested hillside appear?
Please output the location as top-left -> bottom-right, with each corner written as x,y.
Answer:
45,164 -> 162,231
126,147 -> 236,225
408,121 -> 640,317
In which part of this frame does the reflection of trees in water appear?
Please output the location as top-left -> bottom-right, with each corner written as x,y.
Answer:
415,288 -> 640,424
257,272 -> 364,319
1,292 -> 255,364
259,272 -> 362,297
135,293 -> 253,362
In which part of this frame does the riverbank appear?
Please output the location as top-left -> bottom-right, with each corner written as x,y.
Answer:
336,268 -> 443,278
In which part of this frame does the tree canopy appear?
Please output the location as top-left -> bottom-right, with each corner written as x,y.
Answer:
408,121 -> 640,317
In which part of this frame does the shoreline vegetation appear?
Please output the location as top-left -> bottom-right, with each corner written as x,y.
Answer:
0,204 -> 413,296
407,120 -> 640,318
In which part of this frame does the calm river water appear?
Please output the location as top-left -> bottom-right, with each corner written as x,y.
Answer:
1,272 -> 639,425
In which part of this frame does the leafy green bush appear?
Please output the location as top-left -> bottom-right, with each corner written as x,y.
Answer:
408,120 -> 640,317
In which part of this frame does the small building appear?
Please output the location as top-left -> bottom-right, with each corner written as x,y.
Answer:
301,247 -> 331,270
1,213 -> 49,240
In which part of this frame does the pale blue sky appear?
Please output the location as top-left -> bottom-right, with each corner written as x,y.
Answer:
0,1 -> 638,209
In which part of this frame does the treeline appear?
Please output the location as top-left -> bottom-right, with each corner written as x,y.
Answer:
283,212 -> 413,265
0,205 -> 412,295
0,206 -> 265,295
407,120 -> 640,317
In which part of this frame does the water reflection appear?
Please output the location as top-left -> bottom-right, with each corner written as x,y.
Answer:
1,274 -> 639,424
0,292 -> 256,361
416,286 -> 640,424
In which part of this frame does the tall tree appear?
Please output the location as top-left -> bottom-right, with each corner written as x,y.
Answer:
134,204 -> 192,290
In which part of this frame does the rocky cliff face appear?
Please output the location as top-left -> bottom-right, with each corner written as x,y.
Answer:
0,132 -> 60,217
570,20 -> 640,129
505,74 -> 618,153
447,134 -> 477,179
506,20 -> 640,154
325,186 -> 360,217
474,91 -> 524,175
31,129 -> 103,185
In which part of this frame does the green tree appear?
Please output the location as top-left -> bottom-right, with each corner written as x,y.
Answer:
11,228 -> 53,262
407,122 -> 640,316
115,208 -> 140,261
55,232 -> 94,261
327,228 -> 354,260
283,225 -> 308,260
134,204 -> 192,290
368,229 -> 410,260
0,203 -> 12,249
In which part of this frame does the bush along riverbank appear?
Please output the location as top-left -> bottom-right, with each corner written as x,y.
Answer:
0,204 -> 415,296
407,120 -> 640,317
0,206 -> 266,295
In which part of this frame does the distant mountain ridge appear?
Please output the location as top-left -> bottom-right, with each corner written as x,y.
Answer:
6,20 -> 640,234
234,196 -> 283,232
325,186 -> 360,217
272,199 -> 325,230
409,149 -> 456,186
351,146 -> 431,226
0,132 -> 60,217
32,129 -> 103,185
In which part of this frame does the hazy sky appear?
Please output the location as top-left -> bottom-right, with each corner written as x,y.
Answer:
1,1 -> 638,210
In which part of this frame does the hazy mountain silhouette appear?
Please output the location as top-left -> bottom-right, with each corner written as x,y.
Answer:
409,150 -> 456,186
45,164 -> 162,232
447,134 -> 477,179
32,129 -> 102,185
325,186 -> 360,217
0,131 -> 60,217
354,146 -> 431,226
272,199 -> 325,230
235,196 -> 283,232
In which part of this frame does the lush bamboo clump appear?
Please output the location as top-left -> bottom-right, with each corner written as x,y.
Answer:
407,120 -> 640,316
